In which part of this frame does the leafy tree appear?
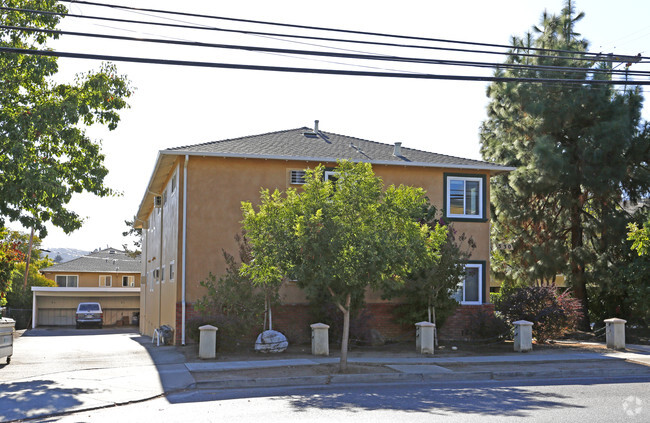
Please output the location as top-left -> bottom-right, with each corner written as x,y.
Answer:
242,161 -> 446,370
480,1 -> 650,328
0,229 -> 25,306
1,0 -> 133,238
122,216 -> 143,257
6,259 -> 55,309
628,216 -> 650,257
385,208 -> 475,338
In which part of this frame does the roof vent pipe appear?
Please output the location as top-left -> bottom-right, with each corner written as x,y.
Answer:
314,120 -> 319,132
393,142 -> 402,156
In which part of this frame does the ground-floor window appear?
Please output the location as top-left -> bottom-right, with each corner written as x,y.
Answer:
452,262 -> 484,305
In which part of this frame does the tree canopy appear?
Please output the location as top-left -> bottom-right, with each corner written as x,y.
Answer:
1,0 -> 133,238
242,161 -> 448,369
480,0 -> 650,327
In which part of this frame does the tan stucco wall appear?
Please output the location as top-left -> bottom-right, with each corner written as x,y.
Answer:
42,271 -> 141,288
140,156 -> 494,339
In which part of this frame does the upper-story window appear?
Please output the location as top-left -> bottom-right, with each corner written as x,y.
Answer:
99,275 -> 112,287
122,276 -> 135,287
56,275 -> 78,287
444,174 -> 486,221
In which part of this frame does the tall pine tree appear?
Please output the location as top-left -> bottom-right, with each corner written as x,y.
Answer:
480,0 -> 650,328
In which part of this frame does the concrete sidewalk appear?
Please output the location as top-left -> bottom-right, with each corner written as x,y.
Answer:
183,343 -> 650,390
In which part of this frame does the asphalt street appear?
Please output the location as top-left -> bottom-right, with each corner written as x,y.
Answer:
49,377 -> 650,422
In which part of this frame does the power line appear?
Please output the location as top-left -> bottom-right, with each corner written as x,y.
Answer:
5,24 -> 650,79
68,0 -> 646,62
1,5 -> 645,65
3,46 -> 650,85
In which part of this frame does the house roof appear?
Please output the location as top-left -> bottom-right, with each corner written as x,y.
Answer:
135,124 -> 515,227
40,248 -> 141,274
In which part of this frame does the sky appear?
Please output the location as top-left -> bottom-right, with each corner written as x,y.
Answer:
7,0 -> 650,252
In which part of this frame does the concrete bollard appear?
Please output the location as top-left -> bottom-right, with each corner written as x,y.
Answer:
199,324 -> 218,359
604,318 -> 626,350
310,323 -> 330,356
415,321 -> 435,355
513,320 -> 533,352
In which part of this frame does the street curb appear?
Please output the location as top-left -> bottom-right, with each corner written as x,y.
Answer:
192,366 -> 650,390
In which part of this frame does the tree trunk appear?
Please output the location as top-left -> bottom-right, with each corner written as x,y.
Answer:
339,293 -> 351,373
570,196 -> 590,331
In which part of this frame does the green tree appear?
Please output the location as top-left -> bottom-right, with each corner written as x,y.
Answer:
480,1 -> 650,328
6,258 -> 55,309
384,207 -> 475,337
0,229 -> 24,306
628,217 -> 650,257
242,161 -> 446,370
1,0 -> 133,238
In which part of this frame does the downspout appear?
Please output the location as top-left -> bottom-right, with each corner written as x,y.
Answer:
181,155 -> 189,345
158,194 -> 164,329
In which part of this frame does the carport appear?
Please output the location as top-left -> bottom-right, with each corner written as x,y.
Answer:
31,287 -> 140,328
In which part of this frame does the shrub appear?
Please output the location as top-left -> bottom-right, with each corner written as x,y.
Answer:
468,309 -> 509,342
494,285 -> 582,343
186,314 -> 256,352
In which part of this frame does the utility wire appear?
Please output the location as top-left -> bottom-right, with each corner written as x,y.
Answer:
68,0 -> 646,61
5,24 -> 650,78
3,46 -> 649,85
1,5 -> 645,65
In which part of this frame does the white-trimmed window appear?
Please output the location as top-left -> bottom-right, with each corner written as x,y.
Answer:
55,275 -> 78,287
122,276 -> 135,287
452,263 -> 483,305
445,175 -> 484,220
324,170 -> 338,182
99,275 -> 112,287
290,170 -> 306,184
169,261 -> 175,281
161,265 -> 165,282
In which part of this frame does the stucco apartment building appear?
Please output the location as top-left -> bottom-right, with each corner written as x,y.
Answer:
34,248 -> 141,327
135,122 -> 513,345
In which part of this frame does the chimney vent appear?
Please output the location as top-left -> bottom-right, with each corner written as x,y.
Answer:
314,120 -> 319,132
393,142 -> 402,156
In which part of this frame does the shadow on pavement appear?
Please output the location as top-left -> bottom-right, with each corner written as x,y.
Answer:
0,380 -> 97,422
283,383 -> 584,417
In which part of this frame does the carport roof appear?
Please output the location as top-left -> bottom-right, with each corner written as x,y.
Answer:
40,248 -> 141,274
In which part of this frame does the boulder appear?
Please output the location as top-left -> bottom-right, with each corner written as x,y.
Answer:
255,330 -> 289,353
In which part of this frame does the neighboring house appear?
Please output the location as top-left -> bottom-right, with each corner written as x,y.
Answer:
33,248 -> 141,327
134,122 -> 514,344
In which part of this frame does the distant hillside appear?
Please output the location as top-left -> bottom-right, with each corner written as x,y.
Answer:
43,248 -> 90,263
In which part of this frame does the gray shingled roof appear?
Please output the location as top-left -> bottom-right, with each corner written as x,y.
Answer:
166,127 -> 511,171
40,248 -> 141,273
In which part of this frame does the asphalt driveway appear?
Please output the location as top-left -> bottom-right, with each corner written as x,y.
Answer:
0,327 -> 194,422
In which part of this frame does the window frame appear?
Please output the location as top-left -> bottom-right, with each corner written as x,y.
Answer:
55,275 -> 78,288
122,275 -> 135,287
443,173 -> 487,221
99,275 -> 112,287
453,261 -> 485,305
